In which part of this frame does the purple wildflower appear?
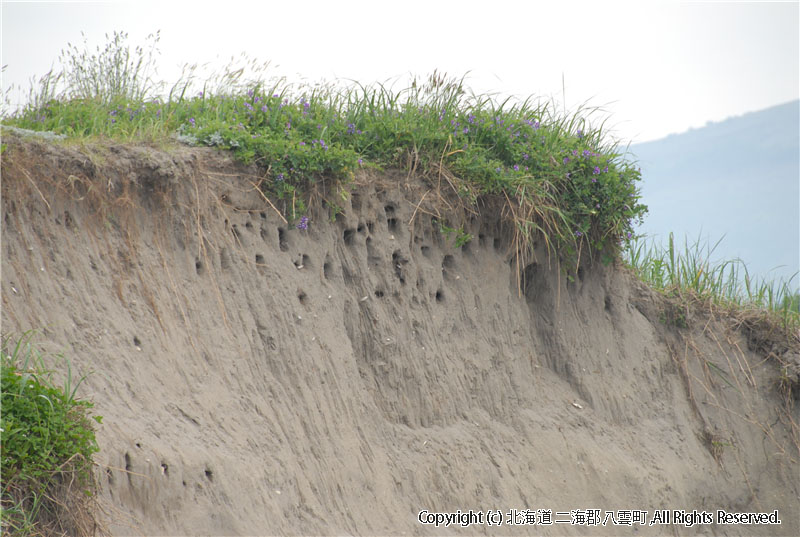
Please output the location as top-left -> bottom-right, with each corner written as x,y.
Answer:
189,117 -> 195,127
358,158 -> 363,165
261,105 -> 268,113
575,230 -> 583,237
463,126 -> 469,134
626,232 -> 632,239
347,123 -> 356,135
296,216 -> 309,230
592,177 -> 598,183
247,89 -> 254,98
583,149 -> 591,157
522,153 -> 529,160
603,166 -> 609,173
513,164 -> 520,171
563,157 -> 570,165
593,166 -> 601,175
572,150 -> 578,156
276,173 -> 285,182
467,114 -> 476,124
596,203 -> 601,209
577,129 -> 584,138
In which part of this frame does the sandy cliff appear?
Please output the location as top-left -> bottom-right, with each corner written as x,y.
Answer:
2,135 -> 798,536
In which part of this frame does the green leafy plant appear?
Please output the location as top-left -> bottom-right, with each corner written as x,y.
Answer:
439,222 -> 473,248
1,331 -> 103,536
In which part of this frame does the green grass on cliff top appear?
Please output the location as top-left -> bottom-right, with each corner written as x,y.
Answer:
2,31 -> 647,268
2,32 -> 797,348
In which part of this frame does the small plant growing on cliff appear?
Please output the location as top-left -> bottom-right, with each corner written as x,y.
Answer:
0,331 -> 104,536
439,222 -> 472,248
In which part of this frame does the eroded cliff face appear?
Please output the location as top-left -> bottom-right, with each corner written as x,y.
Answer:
2,135 -> 798,536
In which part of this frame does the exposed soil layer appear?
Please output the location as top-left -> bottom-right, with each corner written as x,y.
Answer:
2,134 -> 798,536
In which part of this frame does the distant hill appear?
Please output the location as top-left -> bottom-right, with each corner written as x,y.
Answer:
627,100 -> 799,288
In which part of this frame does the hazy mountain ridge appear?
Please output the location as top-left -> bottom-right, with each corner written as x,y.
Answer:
629,100 -> 799,287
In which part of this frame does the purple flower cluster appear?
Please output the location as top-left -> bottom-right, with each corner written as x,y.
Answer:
296,216 -> 309,230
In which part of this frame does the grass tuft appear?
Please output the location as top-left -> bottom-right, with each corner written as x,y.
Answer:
624,232 -> 800,336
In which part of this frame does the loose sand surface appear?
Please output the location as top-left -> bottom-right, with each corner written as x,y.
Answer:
2,136 -> 798,535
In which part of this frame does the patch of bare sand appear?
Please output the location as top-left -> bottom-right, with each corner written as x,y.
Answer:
2,135 -> 797,536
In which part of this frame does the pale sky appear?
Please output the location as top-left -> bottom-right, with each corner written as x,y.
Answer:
2,0 -> 798,143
